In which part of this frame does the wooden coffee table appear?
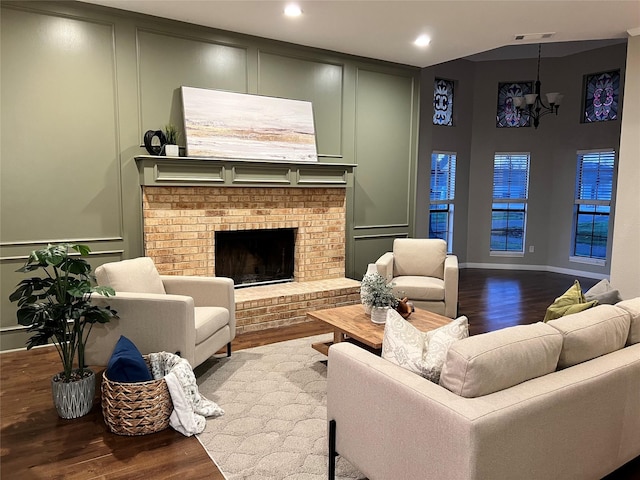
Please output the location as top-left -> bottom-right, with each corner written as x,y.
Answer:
307,303 -> 452,355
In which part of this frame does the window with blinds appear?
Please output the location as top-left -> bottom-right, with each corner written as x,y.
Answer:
429,152 -> 456,252
572,149 -> 616,260
491,153 -> 530,253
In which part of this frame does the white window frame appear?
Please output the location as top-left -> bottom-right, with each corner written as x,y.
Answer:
429,151 -> 456,252
570,148 -> 616,265
490,152 -> 530,256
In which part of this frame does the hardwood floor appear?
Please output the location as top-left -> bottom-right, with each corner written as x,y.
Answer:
2,269 -> 637,479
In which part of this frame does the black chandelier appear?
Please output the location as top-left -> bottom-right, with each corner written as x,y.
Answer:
512,44 -> 563,129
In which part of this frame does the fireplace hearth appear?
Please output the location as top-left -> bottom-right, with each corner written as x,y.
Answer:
215,228 -> 295,287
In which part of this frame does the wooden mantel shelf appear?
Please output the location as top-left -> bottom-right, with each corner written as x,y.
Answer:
135,155 -> 356,188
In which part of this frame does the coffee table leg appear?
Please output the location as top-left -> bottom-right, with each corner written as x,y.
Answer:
333,329 -> 345,344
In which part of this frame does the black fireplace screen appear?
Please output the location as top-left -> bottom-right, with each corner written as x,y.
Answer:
215,228 -> 295,287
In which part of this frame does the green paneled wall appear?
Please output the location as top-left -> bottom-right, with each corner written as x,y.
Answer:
137,29 -> 249,130
0,1 -> 420,350
257,52 -> 344,158
0,7 -> 122,244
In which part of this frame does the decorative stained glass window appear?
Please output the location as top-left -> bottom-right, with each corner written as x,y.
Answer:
496,82 -> 532,128
582,70 -> 620,123
433,78 -> 454,126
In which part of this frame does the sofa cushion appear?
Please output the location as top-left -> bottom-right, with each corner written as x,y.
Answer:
194,307 -> 230,344
391,276 -> 445,301
382,309 -> 468,382
392,238 -> 446,279
106,335 -> 153,383
96,257 -> 166,294
616,297 -> 640,345
547,305 -> 631,368
543,280 -> 597,322
439,322 -> 563,398
584,278 -> 622,305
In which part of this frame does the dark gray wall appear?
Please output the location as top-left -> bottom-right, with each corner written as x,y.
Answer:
418,43 -> 626,277
0,1 -> 419,350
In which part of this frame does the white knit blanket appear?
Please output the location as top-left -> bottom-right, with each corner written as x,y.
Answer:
149,352 -> 224,436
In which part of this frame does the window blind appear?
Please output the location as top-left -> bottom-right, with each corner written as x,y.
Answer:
493,153 -> 529,201
430,152 -> 456,202
575,150 -> 615,205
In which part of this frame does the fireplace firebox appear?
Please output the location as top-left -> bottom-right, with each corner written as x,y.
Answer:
215,228 -> 295,287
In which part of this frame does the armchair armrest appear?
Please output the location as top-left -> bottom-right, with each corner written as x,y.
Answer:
161,275 -> 234,309
443,255 -> 459,318
86,292 -> 196,367
375,252 -> 394,283
161,275 -> 236,343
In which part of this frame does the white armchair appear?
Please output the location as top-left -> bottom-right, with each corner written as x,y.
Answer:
375,238 -> 458,318
85,257 -> 235,368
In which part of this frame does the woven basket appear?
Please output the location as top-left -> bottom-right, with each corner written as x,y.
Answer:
101,356 -> 173,436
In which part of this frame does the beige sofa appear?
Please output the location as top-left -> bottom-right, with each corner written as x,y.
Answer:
327,299 -> 640,480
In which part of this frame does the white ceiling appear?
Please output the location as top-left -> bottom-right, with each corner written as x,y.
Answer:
81,0 -> 640,67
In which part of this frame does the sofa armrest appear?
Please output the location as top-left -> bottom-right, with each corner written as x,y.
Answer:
327,342 -> 474,480
86,292 -> 196,367
375,252 -> 394,283
443,254 -> 459,318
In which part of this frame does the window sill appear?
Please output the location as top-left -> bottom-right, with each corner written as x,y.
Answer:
490,251 -> 525,258
569,256 -> 606,267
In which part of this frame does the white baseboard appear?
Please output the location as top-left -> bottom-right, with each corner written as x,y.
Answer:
460,262 -> 608,280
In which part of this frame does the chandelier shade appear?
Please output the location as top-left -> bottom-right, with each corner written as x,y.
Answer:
513,44 -> 562,129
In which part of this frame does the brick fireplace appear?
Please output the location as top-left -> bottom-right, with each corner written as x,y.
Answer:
140,176 -> 360,332
143,186 -> 347,280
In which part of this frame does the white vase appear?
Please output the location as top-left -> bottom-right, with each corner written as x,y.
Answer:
164,144 -> 179,156
360,263 -> 379,315
370,306 -> 390,324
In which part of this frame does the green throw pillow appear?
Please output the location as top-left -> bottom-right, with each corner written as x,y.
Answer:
543,280 -> 597,322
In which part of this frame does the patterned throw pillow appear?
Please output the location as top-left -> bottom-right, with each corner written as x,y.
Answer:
382,309 -> 425,375
423,316 -> 469,382
382,308 -> 469,382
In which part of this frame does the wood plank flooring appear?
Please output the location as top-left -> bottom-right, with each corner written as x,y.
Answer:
2,269 -> 637,479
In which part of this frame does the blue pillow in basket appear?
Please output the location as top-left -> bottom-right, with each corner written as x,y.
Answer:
106,335 -> 153,383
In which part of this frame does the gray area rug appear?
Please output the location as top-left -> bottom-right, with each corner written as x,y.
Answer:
195,334 -> 366,480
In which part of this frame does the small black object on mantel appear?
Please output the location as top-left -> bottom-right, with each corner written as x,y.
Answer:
143,130 -> 167,156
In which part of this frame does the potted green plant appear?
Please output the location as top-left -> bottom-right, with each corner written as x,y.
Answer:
9,243 -> 118,419
360,272 -> 398,324
163,123 -> 180,156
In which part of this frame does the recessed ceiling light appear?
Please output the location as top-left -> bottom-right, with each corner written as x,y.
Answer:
414,35 -> 431,47
284,4 -> 302,17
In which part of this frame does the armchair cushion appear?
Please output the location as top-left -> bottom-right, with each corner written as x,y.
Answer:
393,238 -> 446,279
194,307 -> 230,344
391,276 -> 444,301
106,335 -> 153,383
96,257 -> 166,294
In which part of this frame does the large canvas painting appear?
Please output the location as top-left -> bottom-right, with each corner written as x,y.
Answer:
181,86 -> 318,162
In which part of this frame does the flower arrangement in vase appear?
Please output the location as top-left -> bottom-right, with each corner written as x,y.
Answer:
360,271 -> 398,324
